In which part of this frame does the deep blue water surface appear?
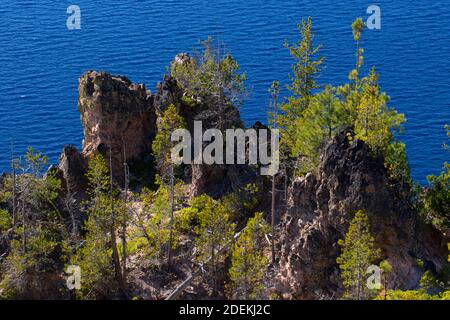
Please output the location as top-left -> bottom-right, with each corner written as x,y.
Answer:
1,1 -> 449,183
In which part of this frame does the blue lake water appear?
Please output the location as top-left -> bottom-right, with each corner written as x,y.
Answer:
0,1 -> 449,183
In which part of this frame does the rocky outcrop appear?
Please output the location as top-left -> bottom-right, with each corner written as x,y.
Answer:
69,54 -> 257,196
58,66 -> 254,196
58,145 -> 87,196
154,57 -> 251,196
277,127 -> 448,299
78,71 -> 156,185
153,74 -> 184,116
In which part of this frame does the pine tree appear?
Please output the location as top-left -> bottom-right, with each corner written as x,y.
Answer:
292,85 -> 347,173
268,80 -> 281,264
171,37 -> 247,131
379,260 -> 393,300
336,18 -> 365,125
0,148 -> 67,299
133,183 -> 183,262
422,163 -> 450,231
152,104 -> 185,267
191,195 -> 235,296
229,212 -> 269,299
276,17 -> 323,152
350,18 -> 365,94
355,68 -> 405,155
336,210 -> 381,300
75,154 -> 126,299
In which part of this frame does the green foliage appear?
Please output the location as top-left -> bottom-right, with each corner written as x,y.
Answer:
379,259 -> 393,297
379,262 -> 450,300
171,36 -> 247,113
382,289 -> 436,300
74,154 -> 125,299
25,147 -> 49,177
284,17 -> 323,113
380,288 -> 450,300
419,270 -> 439,292
193,195 -> 235,263
336,210 -> 381,300
268,80 -> 281,128
72,208 -> 116,299
417,125 -> 449,232
292,85 -> 349,173
142,187 -> 171,251
379,260 -> 392,274
202,183 -> 264,229
152,104 -> 185,179
384,141 -> 411,183
352,18 -> 365,41
275,17 -> 323,152
132,184 -> 183,260
0,149 -> 66,299
0,18 -> 444,301
348,22 -> 406,177
0,209 -> 12,233
1,226 -> 62,299
354,68 -> 405,156
152,105 -> 185,267
421,163 -> 450,231
349,18 -> 365,87
271,18 -> 407,182
85,153 -> 110,199
188,195 -> 235,295
229,212 -> 269,299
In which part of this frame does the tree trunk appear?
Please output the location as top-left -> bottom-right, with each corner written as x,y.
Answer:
271,174 -> 276,265
167,165 -> 174,268
12,165 -> 17,226
121,140 -> 129,282
211,244 -> 217,297
66,185 -> 77,239
111,222 -> 126,295
22,200 -> 26,253
109,141 -> 126,297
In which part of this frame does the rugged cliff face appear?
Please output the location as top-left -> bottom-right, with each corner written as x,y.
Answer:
277,128 -> 448,299
65,67 -> 252,196
78,71 -> 156,185
34,68 -> 447,300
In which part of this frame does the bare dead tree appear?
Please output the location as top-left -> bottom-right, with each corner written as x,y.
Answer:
268,81 -> 280,265
121,135 -> 129,282
12,161 -> 17,227
65,184 -> 78,239
108,139 -> 126,296
167,164 -> 175,267
10,142 -> 18,227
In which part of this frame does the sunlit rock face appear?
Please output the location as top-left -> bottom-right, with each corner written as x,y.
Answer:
78,71 -> 156,184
